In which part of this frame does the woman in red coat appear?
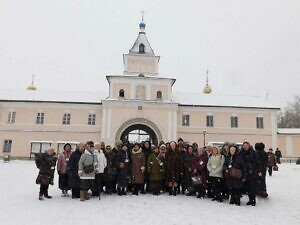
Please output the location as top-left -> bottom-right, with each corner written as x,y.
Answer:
165,141 -> 182,196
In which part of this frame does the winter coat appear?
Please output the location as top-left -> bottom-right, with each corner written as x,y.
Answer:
78,150 -> 100,180
267,152 -> 276,167
239,148 -> 262,178
256,149 -> 268,171
191,153 -> 208,187
116,149 -> 130,187
104,150 -> 118,181
147,152 -> 164,181
95,150 -> 107,174
224,153 -> 247,189
57,151 -> 71,174
165,150 -> 182,182
207,154 -> 225,178
184,152 -> 195,172
67,149 -> 82,189
35,152 -> 57,185
131,148 -> 146,184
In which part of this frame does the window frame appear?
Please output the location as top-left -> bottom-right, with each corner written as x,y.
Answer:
88,113 -> 96,125
36,112 -> 45,124
3,139 -> 12,153
231,116 -> 239,128
182,114 -> 190,126
7,111 -> 16,124
256,116 -> 264,129
206,115 -> 214,127
62,113 -> 71,125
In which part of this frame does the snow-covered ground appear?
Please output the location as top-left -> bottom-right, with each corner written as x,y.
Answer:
1,160 -> 300,225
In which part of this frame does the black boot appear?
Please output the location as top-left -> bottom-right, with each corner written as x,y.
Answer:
39,193 -> 44,200
173,188 -> 177,196
121,187 -> 127,195
118,188 -> 122,196
169,187 -> 173,196
229,195 -> 235,204
235,195 -> 241,206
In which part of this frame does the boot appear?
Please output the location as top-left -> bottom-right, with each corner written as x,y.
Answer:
169,188 -> 173,196
118,188 -> 122,196
229,195 -> 235,204
121,188 -> 127,195
44,191 -> 52,199
84,191 -> 90,200
235,195 -> 241,206
39,193 -> 44,200
172,188 -> 177,196
132,185 -> 138,195
80,191 -> 85,201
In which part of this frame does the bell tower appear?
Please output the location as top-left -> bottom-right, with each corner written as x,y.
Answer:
123,13 -> 160,76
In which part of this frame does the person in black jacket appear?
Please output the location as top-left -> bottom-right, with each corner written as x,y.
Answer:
224,145 -> 247,206
104,145 -> 117,194
35,148 -> 57,200
239,141 -> 262,206
255,142 -> 269,198
141,140 -> 152,193
67,143 -> 85,199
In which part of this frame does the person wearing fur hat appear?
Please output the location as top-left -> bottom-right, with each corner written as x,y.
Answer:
267,148 -> 277,176
255,142 -> 269,198
104,145 -> 118,194
57,143 -> 72,197
159,144 -> 167,192
184,145 -> 195,195
35,148 -> 57,200
131,143 -> 146,195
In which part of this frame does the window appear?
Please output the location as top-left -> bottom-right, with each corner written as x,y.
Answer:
3,140 -> 12,153
206,115 -> 214,127
30,142 -> 52,158
7,111 -> 16,123
182,114 -> 190,126
256,117 -> 264,129
36,112 -> 44,124
139,43 -> 145,53
63,113 -> 71,125
119,89 -> 125,98
231,116 -> 238,128
156,91 -> 162,99
88,113 -> 96,125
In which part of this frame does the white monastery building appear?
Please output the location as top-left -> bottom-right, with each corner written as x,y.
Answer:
0,20 -> 298,158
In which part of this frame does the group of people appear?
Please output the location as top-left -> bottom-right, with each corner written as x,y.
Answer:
34,138 -> 280,206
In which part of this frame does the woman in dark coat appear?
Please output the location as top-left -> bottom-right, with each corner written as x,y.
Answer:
165,141 -> 182,196
184,145 -> 195,195
131,143 -> 146,195
191,148 -> 208,199
67,143 -> 85,199
35,148 -> 57,200
239,141 -> 262,206
224,145 -> 247,206
116,144 -> 130,195
142,141 -> 152,193
104,145 -> 117,194
148,146 -> 165,195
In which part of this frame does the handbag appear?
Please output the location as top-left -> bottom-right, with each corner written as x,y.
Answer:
228,167 -> 242,179
191,175 -> 203,185
273,165 -> 278,171
83,156 -> 95,174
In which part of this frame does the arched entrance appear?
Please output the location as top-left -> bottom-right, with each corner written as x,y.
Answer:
115,118 -> 162,146
120,124 -> 158,145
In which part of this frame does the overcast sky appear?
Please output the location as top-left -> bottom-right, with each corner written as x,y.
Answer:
0,0 -> 299,107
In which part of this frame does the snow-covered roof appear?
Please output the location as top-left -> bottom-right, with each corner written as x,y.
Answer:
278,128 -> 300,134
0,89 -> 107,104
172,92 -> 280,109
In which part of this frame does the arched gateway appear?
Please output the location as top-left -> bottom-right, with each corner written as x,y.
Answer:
115,118 -> 163,146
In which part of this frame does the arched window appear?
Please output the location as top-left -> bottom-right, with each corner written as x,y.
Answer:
156,91 -> 162,99
119,89 -> 125,98
139,43 -> 145,53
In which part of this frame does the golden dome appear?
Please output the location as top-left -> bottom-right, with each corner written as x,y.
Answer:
27,84 -> 37,91
203,70 -> 212,94
203,85 -> 212,94
27,74 -> 37,91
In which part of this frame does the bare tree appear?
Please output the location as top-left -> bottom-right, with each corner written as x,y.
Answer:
278,96 -> 300,128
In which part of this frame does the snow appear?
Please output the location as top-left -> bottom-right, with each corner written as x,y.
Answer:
0,161 -> 299,225
278,128 -> 300,134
